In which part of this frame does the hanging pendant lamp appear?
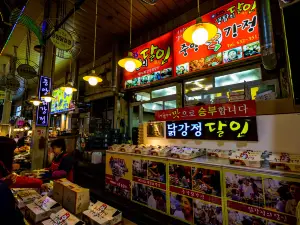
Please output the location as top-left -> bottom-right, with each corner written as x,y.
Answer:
41,92 -> 54,103
29,96 -> 42,106
118,0 -> 142,72
83,0 -> 103,86
61,61 -> 78,95
61,82 -> 77,95
183,0 -> 218,45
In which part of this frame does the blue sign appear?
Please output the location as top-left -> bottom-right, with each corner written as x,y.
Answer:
36,76 -> 51,127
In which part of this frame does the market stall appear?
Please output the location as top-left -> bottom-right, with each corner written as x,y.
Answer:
105,98 -> 300,225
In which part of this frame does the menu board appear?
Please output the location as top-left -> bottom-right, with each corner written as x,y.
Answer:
224,169 -> 298,225
166,117 -> 258,141
50,88 -> 75,114
169,162 -> 222,224
123,0 -> 260,89
173,0 -> 259,76
123,32 -> 173,89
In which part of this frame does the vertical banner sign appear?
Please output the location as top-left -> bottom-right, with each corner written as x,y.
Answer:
173,0 -> 260,76
123,32 -> 173,89
132,156 -> 168,214
169,162 -> 222,224
105,152 -> 132,200
36,76 -> 51,127
224,169 -> 299,225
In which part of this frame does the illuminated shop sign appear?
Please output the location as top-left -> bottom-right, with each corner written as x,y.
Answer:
36,76 -> 51,126
123,0 -> 260,89
123,32 -> 173,89
166,117 -> 258,141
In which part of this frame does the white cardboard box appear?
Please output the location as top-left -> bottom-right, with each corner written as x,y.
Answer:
15,189 -> 42,209
82,201 -> 122,225
42,208 -> 84,225
52,178 -> 74,204
63,185 -> 90,215
25,196 -> 62,224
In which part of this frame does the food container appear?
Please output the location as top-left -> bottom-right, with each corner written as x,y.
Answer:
150,146 -> 172,157
229,150 -> 262,168
269,153 -> 300,172
119,144 -> 136,153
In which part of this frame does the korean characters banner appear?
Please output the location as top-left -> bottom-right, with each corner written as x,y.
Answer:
169,162 -> 223,225
155,100 -> 256,121
224,169 -> 299,225
132,156 -> 168,214
36,76 -> 51,127
123,32 -> 173,89
105,152 -> 132,200
166,117 -> 258,141
174,0 -> 259,76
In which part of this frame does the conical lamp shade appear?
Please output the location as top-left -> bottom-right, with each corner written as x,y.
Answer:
118,52 -> 142,72
83,70 -> 103,86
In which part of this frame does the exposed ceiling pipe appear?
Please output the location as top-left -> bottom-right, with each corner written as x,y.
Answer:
45,0 -> 86,40
256,0 -> 277,70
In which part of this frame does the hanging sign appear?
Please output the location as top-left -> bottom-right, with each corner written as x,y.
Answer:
166,117 -> 258,141
173,0 -> 260,76
17,64 -> 37,79
36,76 -> 51,127
50,28 -> 73,51
123,32 -> 173,89
155,100 -> 256,121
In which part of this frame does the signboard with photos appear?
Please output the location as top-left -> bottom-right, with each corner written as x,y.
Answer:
123,0 -> 260,89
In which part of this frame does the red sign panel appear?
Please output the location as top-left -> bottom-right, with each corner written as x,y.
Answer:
155,100 -> 256,121
123,32 -> 173,89
173,0 -> 259,75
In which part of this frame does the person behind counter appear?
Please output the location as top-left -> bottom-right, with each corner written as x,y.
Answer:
0,137 -> 42,188
48,139 -> 74,181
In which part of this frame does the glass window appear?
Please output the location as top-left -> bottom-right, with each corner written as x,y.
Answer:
215,68 -> 261,87
152,86 -> 176,98
136,92 -> 150,101
142,101 -> 163,112
164,100 -> 177,109
185,77 -> 214,93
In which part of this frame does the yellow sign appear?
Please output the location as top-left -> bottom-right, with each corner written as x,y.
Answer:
50,28 -> 73,51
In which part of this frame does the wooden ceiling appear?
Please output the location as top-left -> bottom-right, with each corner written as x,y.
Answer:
3,0 -> 231,83
70,0 -> 197,66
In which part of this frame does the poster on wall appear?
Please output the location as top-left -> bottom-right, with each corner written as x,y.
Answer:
105,152 -> 132,200
169,162 -> 223,224
173,0 -> 260,76
166,117 -> 258,141
224,170 -> 298,225
123,32 -> 173,89
132,156 -> 168,213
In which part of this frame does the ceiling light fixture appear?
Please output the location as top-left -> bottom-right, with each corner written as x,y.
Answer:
83,0 -> 103,86
118,0 -> 142,72
29,96 -> 42,106
61,82 -> 77,95
183,0 -> 218,45
41,92 -> 54,103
